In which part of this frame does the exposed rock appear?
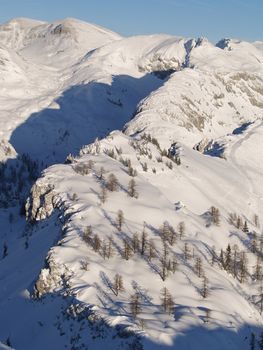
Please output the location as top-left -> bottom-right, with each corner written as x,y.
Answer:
34,257 -> 67,297
26,181 -> 56,221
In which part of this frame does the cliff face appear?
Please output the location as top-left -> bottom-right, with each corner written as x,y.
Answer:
26,182 -> 56,221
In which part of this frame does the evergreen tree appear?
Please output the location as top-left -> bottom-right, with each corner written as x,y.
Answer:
160,221 -> 171,242
128,179 -> 138,198
141,227 -> 148,256
219,249 -> 225,268
204,309 -> 211,323
160,242 -> 169,281
195,256 -> 203,278
160,287 -> 175,315
130,292 -> 141,318
83,226 -> 93,245
239,251 -> 248,283
123,239 -> 133,260
116,210 -> 124,231
200,275 -> 209,298
93,234 -> 101,252
98,166 -> 106,180
243,221 -> 249,234
112,273 -> 125,296
233,245 -> 239,279
210,206 -> 220,226
183,243 -> 191,261
132,233 -> 140,253
178,221 -> 185,240
100,185 -> 107,204
254,257 -> 262,280
106,173 -> 119,191
236,216 -> 243,230
225,244 -> 232,273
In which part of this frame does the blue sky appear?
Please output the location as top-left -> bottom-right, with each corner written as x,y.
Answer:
0,0 -> 262,42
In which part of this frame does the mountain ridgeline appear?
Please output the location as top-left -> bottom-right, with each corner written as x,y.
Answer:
0,17 -> 263,350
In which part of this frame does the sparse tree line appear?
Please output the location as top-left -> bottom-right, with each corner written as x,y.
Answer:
205,207 -> 263,316
79,212 -> 214,328
75,202 -> 263,331
71,156 -> 139,204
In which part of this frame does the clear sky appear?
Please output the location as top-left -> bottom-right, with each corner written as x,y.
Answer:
0,0 -> 262,43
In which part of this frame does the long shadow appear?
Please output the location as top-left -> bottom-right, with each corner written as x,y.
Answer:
9,73 -> 165,167
143,323 -> 262,350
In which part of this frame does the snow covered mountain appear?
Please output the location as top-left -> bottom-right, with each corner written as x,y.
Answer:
0,17 -> 263,350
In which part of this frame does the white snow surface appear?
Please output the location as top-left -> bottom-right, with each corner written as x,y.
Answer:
0,17 -> 263,349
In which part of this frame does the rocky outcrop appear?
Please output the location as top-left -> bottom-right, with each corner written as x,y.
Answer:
26,181 -> 57,221
34,256 -> 72,297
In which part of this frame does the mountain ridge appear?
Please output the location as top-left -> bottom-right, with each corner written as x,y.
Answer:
0,17 -> 263,350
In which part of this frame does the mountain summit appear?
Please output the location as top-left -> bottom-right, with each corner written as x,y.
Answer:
0,18 -> 263,350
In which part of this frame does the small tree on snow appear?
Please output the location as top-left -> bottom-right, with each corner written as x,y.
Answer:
160,242 -> 169,281
243,221 -> 249,234
123,239 -> 133,260
141,227 -> 148,256
116,210 -> 124,231
195,256 -> 203,278
132,233 -> 140,253
102,239 -> 114,260
100,185 -> 107,204
236,216 -> 243,230
106,173 -> 119,192
178,221 -> 185,240
224,244 -> 232,273
204,309 -> 211,323
112,274 -> 125,296
130,292 -> 141,318
83,226 -> 93,245
80,258 -> 89,271
254,257 -> 262,281
93,234 -> 101,252
98,166 -> 106,180
210,206 -> 220,226
239,251 -> 248,283
183,242 -> 191,261
128,179 -> 138,198
200,275 -> 209,298
160,287 -> 174,315
233,245 -> 239,278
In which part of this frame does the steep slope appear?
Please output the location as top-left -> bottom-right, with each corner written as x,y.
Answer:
125,38 -> 263,148
16,125 -> 263,349
0,18 -> 123,163
0,17 -> 263,350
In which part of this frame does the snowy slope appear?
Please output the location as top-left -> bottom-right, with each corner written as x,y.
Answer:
21,126 -> 263,349
0,17 -> 263,350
